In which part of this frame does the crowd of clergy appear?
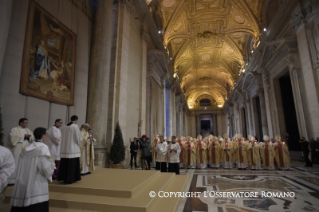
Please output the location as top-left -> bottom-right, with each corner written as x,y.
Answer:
134,133 -> 292,173
0,116 -> 96,212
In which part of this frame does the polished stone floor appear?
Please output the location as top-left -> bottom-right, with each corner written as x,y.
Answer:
176,151 -> 319,212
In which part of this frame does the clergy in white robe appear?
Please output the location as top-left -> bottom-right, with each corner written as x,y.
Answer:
156,136 -> 168,172
8,118 -> 34,184
10,127 -> 55,212
57,115 -> 82,184
0,146 -> 15,194
168,136 -> 181,174
44,119 -> 63,179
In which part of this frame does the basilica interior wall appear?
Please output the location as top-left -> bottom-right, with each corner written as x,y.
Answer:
0,0 -> 92,146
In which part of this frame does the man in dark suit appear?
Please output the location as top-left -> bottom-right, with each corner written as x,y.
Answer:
130,137 -> 139,169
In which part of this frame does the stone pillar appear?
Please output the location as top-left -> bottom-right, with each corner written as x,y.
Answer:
196,113 -> 200,136
162,79 -> 166,136
0,0 -> 13,77
171,88 -> 176,135
295,23 -> 319,137
262,72 -> 274,138
86,0 -> 113,167
258,88 -> 269,136
138,36 -> 147,137
287,55 -> 308,139
245,93 -> 253,135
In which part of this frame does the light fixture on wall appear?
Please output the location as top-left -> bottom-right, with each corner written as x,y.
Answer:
263,28 -> 267,32
170,58 -> 172,60
251,50 -> 254,53
205,107 -> 207,110
158,30 -> 161,34
218,104 -> 223,108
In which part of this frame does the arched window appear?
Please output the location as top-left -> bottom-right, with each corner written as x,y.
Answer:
200,99 -> 211,106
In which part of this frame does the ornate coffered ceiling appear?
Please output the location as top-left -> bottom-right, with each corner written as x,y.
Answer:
155,0 -> 264,109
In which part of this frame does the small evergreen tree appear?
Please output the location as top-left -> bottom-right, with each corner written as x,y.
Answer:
0,106 -> 4,146
110,122 -> 125,164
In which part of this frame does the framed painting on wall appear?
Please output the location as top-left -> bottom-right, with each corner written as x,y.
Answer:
20,0 -> 76,105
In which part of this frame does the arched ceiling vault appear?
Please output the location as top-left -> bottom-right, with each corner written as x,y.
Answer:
157,0 -> 263,109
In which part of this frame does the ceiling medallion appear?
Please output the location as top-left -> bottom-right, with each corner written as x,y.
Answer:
234,15 -> 245,24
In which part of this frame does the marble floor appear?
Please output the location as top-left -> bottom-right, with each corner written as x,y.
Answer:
176,151 -> 319,212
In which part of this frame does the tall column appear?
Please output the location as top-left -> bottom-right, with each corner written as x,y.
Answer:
262,72 -> 274,138
0,0 -> 13,77
295,23 -> 319,136
86,0 -> 113,145
287,54 -> 308,139
196,113 -> 201,136
258,88 -> 269,136
138,30 -> 147,136
245,93 -> 253,135
86,0 -> 114,168
162,79 -> 166,136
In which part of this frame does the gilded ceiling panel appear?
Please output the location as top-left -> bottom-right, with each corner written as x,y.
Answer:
156,0 -> 262,109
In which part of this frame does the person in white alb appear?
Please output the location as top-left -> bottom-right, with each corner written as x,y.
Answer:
44,119 -> 63,180
0,145 -> 15,199
58,115 -> 82,184
168,136 -> 181,174
10,127 -> 55,212
8,118 -> 34,184
156,135 -> 168,172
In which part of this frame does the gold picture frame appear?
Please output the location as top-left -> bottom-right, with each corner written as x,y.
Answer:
20,0 -> 76,105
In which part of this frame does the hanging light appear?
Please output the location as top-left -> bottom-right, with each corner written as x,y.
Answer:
263,28 -> 267,32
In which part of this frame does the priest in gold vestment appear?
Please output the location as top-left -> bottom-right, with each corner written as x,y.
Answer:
221,134 -> 233,169
261,135 -> 275,170
233,136 -> 249,169
274,135 -> 290,170
247,136 -> 261,170
196,135 -> 207,169
184,139 -> 196,169
208,137 -> 221,168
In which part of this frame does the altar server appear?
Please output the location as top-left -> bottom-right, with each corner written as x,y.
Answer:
10,127 -> 55,212
58,115 -> 82,184
0,146 -> 15,193
168,136 -> 181,174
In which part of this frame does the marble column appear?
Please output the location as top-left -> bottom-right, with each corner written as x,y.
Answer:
258,88 -> 269,136
86,0 -> 113,167
295,23 -> 319,137
245,93 -> 253,136
262,72 -> 274,138
138,28 -> 148,137
288,64 -> 308,139
0,0 -> 13,77
162,79 -> 166,136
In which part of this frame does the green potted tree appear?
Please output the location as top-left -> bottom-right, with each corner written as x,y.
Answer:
109,122 -> 125,168
0,106 -> 4,146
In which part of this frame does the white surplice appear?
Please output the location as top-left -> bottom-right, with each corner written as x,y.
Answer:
44,125 -> 62,160
168,143 -> 181,163
10,141 -> 55,207
8,126 -> 34,184
60,124 -> 82,158
0,146 -> 15,193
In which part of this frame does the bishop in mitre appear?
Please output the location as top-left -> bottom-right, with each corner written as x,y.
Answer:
261,135 -> 275,170
247,135 -> 262,170
274,135 -> 290,170
233,134 -> 249,170
208,136 -> 221,168
184,137 -> 196,169
8,118 -> 34,184
221,133 -> 233,169
196,135 -> 207,169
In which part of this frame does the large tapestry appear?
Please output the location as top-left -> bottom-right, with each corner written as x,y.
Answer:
20,0 -> 76,105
